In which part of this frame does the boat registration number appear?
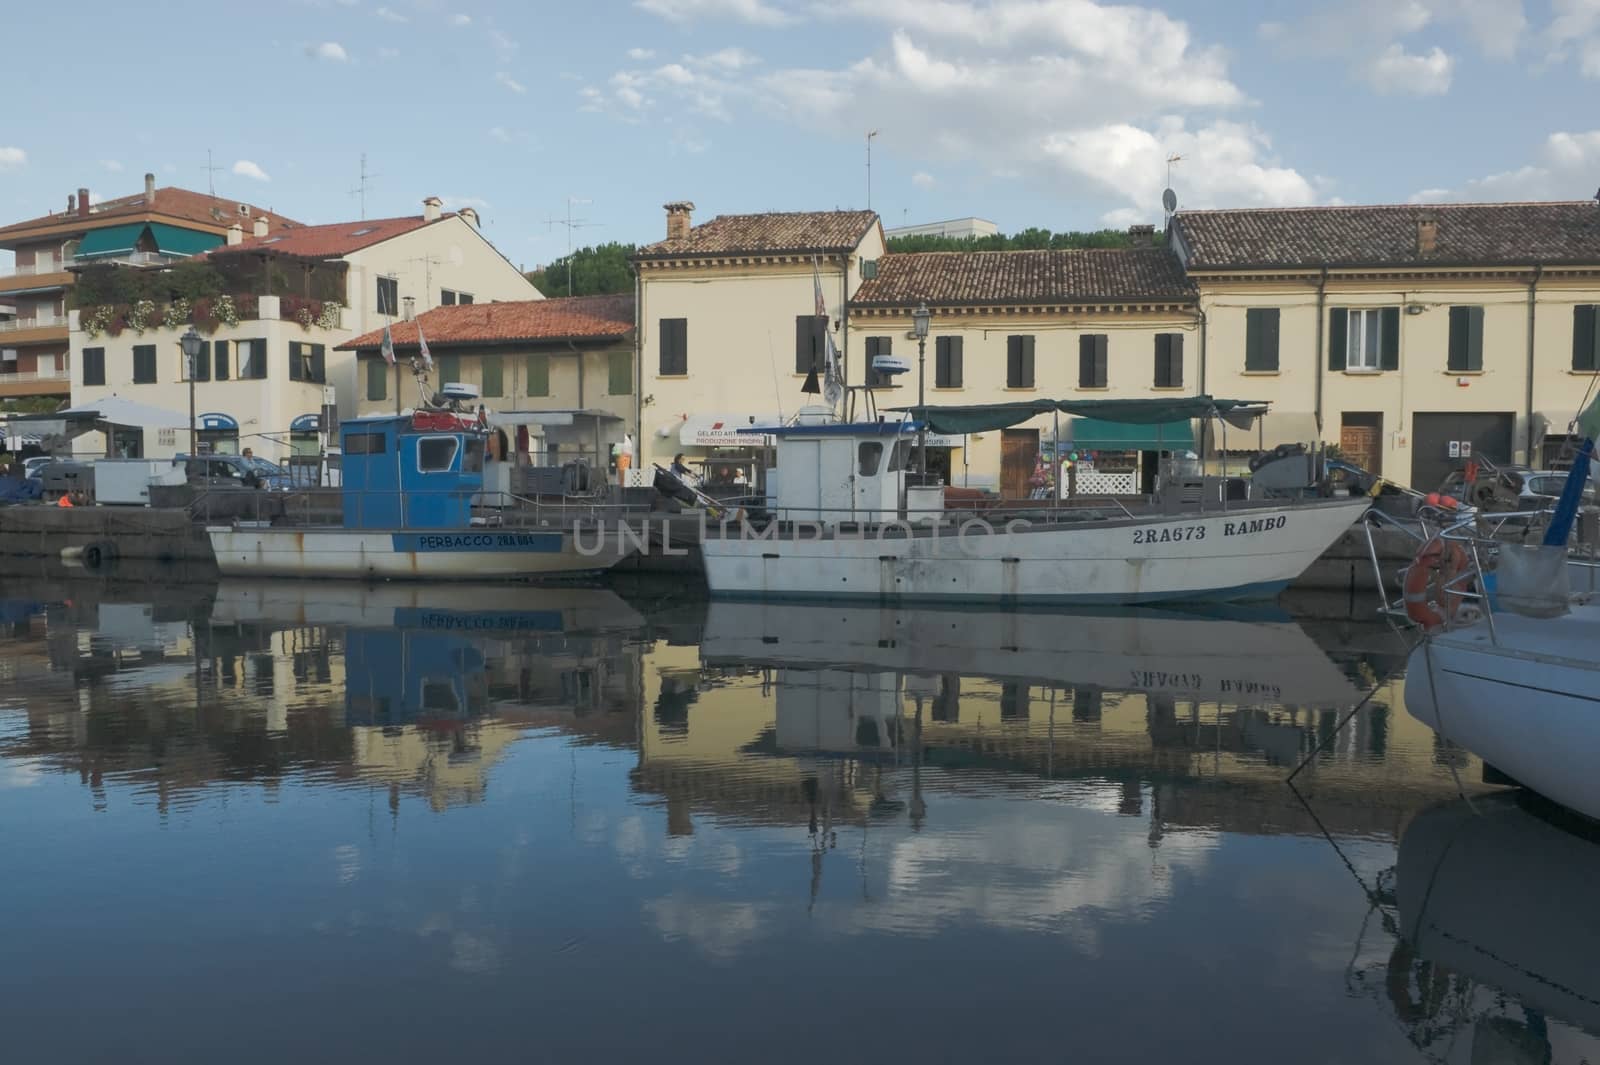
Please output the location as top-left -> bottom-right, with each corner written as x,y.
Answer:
1133,525 -> 1206,544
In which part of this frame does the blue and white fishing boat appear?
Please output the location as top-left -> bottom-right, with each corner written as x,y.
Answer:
207,411 -> 631,580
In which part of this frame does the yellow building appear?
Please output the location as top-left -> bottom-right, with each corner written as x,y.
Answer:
1172,201 -> 1600,489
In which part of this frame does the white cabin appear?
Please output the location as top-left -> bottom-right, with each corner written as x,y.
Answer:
767,409 -> 914,524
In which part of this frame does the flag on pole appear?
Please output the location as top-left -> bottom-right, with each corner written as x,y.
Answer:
416,321 -> 433,371
380,321 -> 396,366
812,256 -> 844,409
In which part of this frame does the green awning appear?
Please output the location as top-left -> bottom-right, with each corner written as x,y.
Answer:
146,223 -> 222,257
73,222 -> 148,259
900,400 -> 1060,436
1065,418 -> 1195,452
892,396 -> 1267,436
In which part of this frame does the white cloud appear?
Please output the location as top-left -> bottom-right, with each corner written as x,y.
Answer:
489,29 -> 518,62
99,159 -> 123,173
1362,43 -> 1454,94
375,5 -> 407,20
1412,128 -> 1600,200
232,159 -> 272,182
495,71 -> 526,93
912,171 -> 935,188
635,0 -> 795,27
489,126 -> 512,143
627,47 -> 656,60
0,147 -> 27,171
306,41 -> 348,61
451,12 -> 471,25
1546,0 -> 1600,76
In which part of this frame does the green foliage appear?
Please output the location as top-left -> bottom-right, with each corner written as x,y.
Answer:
71,260 -> 226,308
0,396 -> 66,414
886,228 -> 1158,253
527,242 -> 636,297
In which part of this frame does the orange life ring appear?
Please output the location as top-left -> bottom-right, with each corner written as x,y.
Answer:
1403,537 -> 1470,630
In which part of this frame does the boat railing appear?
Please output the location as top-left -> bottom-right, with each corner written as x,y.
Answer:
188,487 -> 658,528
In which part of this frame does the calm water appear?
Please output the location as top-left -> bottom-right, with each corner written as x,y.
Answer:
1,568 -> 1596,1065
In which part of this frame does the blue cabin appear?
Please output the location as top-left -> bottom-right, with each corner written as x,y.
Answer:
340,413 -> 487,529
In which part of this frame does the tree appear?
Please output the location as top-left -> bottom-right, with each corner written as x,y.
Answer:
526,242 -> 637,298
885,228 -> 1158,253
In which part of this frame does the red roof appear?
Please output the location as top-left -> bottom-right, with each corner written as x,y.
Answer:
0,186 -> 301,245
212,213 -> 447,260
339,294 -> 635,351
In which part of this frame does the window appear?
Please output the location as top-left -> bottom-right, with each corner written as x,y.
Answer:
1154,333 -> 1183,388
417,435 -> 459,472
441,290 -> 456,306
366,357 -> 387,401
1006,335 -> 1035,388
865,335 -> 893,387
1330,307 -> 1399,372
289,342 -> 325,383
460,293 -> 473,305
858,441 -> 883,476
213,340 -> 230,381
794,314 -> 827,374
82,346 -> 105,386
608,350 -> 633,395
437,354 -> 461,386
345,432 -> 387,455
526,354 -> 550,397
463,437 -> 484,472
238,339 -> 267,380
1573,305 -> 1600,372
376,276 -> 399,317
186,340 -> 212,382
132,344 -> 157,384
659,317 -> 688,375
1448,306 -> 1484,372
1245,308 -> 1280,372
481,356 -> 504,397
935,336 -> 963,388
1078,334 -> 1108,388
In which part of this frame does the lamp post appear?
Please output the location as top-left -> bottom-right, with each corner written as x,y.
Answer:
912,301 -> 931,476
179,327 -> 203,458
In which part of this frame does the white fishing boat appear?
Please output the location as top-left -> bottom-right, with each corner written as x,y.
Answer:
697,398 -> 1369,605
206,411 -> 631,581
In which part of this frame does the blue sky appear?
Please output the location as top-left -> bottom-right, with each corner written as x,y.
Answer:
3,0 -> 1599,269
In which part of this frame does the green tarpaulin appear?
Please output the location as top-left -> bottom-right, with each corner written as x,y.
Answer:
1065,418 -> 1195,451
73,222 -> 147,259
146,223 -> 222,257
891,395 -> 1266,436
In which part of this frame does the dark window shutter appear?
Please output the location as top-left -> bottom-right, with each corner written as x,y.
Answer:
1167,334 -> 1183,387
1264,309 -> 1279,370
1575,306 -> 1599,372
192,340 -> 211,382
214,340 -> 229,380
1467,306 -> 1483,371
795,315 -> 821,374
1244,310 -> 1262,371
1448,306 -> 1468,370
1380,306 -> 1400,371
1024,335 -> 1035,387
866,335 -> 893,386
289,342 -> 302,382
1079,335 -> 1094,387
659,318 -> 688,375
1008,335 -> 1034,387
951,336 -> 963,387
1096,335 -> 1108,387
312,344 -> 326,383
1329,309 -> 1348,371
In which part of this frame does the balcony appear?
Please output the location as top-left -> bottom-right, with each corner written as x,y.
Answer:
0,262 -> 71,295
0,369 -> 71,398
0,314 -> 68,344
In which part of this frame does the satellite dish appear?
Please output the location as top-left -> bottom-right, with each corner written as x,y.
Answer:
1162,187 -> 1178,213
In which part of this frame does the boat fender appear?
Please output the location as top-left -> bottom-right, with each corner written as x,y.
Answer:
80,540 -> 118,569
1403,536 -> 1470,630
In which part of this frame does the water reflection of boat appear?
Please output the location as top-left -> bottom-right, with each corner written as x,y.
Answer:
700,601 -> 1359,707
1395,795 -> 1600,1042
208,580 -> 645,633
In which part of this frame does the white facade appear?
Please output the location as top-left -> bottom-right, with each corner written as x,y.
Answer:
883,217 -> 999,240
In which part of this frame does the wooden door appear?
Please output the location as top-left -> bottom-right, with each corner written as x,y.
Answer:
1339,419 -> 1382,476
1000,429 -> 1039,500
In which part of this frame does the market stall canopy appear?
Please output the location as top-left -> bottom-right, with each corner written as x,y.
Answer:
10,396 -> 190,429
889,396 -> 1269,436
1064,418 -> 1195,452
1202,411 -> 1319,453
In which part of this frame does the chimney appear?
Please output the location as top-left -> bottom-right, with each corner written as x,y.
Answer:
423,196 -> 443,222
252,215 -> 269,238
227,223 -> 243,246
77,188 -> 90,217
459,206 -> 479,228
144,173 -> 155,205
664,200 -> 695,241
67,194 -> 76,214
1416,217 -> 1438,256
1127,223 -> 1156,244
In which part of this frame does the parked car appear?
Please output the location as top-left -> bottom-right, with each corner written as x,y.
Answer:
1519,469 -> 1598,507
22,456 -> 51,480
175,454 -> 293,491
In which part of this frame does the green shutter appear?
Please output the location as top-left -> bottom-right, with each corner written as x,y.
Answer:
1244,310 -> 1263,371
1329,309 -> 1348,371
1263,309 -> 1279,371
438,355 -> 460,387
1575,306 -> 1599,372
1466,306 -> 1483,371
1380,306 -> 1400,371
608,349 -> 633,395
482,356 -> 504,397
214,340 -> 230,381
366,357 -> 387,401
1448,306 -> 1468,370
526,354 -> 550,397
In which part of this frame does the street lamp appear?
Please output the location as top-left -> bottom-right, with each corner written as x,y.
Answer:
180,327 -> 203,458
912,301 -> 931,476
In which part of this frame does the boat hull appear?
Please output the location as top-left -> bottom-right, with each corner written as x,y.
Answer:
700,497 -> 1368,604
206,526 -> 631,581
1405,618 -> 1600,821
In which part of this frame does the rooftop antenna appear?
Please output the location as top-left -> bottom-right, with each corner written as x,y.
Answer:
866,130 -> 880,211
201,149 -> 223,197
348,153 -> 381,220
1163,154 -> 1183,226
1165,153 -> 1184,191
543,197 -> 601,297
406,253 -> 442,311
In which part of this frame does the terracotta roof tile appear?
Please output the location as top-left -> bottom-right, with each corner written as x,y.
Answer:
213,213 -> 446,260
635,210 -> 878,259
1172,201 -> 1600,269
0,186 -> 300,243
339,294 -> 635,351
850,248 -> 1195,307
